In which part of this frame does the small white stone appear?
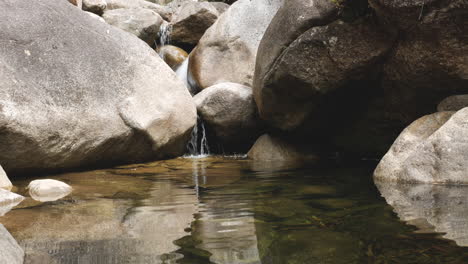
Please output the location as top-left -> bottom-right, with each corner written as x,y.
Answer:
27,179 -> 72,202
0,165 -> 12,191
24,50 -> 31,56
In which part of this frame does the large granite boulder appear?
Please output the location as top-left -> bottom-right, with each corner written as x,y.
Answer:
253,0 -> 394,131
189,0 -> 283,89
247,134 -> 318,162
373,110 -> 468,183
194,83 -> 262,151
105,0 -> 171,20
102,7 -> 164,45
170,1 -> 220,45
0,0 -> 196,175
0,225 -> 24,264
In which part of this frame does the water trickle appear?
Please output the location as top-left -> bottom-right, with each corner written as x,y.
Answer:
175,57 -> 198,95
186,116 -> 210,158
157,23 -> 172,47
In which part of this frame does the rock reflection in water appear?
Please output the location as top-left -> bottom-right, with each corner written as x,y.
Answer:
376,180 -> 468,247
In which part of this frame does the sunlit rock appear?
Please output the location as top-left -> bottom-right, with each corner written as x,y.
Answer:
83,0 -> 107,15
27,179 -> 72,202
0,189 -> 24,216
376,180 -> 468,247
0,224 -> 24,264
374,110 -> 468,183
0,165 -> 12,191
105,0 -> 171,20
102,7 -> 164,45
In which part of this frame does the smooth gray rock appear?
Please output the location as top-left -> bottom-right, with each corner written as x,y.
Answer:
0,225 -> 24,264
0,0 -> 196,174
170,1 -> 219,45
105,0 -> 171,20
83,0 -> 107,15
103,7 -> 164,45
438,95 -> 468,112
376,180 -> 468,246
85,11 -> 106,22
194,83 -> 262,150
374,110 -> 468,183
190,0 -> 283,89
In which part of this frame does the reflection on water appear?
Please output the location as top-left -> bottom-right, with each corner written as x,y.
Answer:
376,181 -> 468,247
2,157 -> 468,263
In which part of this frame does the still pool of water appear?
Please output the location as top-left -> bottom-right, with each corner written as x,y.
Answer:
2,157 -> 468,264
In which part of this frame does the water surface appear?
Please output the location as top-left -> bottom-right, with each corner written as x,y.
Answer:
2,157 -> 468,264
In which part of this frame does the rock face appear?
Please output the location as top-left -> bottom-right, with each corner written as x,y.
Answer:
157,45 -> 188,69
0,224 -> 24,264
0,165 -> 12,191
103,8 -> 164,45
252,0 -> 467,157
194,83 -> 262,150
27,179 -> 73,202
0,0 -> 196,174
254,0 -> 394,131
83,0 -> 107,15
438,95 -> 468,112
190,0 -> 283,89
0,189 -> 24,216
373,110 -> 468,183
247,134 -> 317,162
170,1 -> 220,45
105,0 -> 171,20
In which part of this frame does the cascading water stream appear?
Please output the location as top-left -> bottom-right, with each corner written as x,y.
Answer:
157,22 -> 172,47
186,116 -> 210,157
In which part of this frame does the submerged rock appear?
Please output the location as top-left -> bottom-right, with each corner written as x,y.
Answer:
0,224 -> 24,264
0,165 -> 12,191
102,7 -> 164,45
190,0 -> 283,89
374,110 -> 468,183
194,82 -> 262,151
170,1 -> 220,45
0,0 -> 196,174
157,45 -> 188,69
0,189 -> 24,216
27,179 -> 72,202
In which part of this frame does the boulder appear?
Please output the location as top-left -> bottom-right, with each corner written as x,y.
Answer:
190,0 -> 283,89
247,134 -> 318,162
0,189 -> 24,216
170,1 -> 220,45
83,0 -> 107,15
253,0 -> 394,131
0,165 -> 12,191
0,225 -> 24,264
194,83 -> 262,150
156,45 -> 188,69
373,110 -> 468,183
27,179 -> 72,202
105,0 -> 171,20
438,95 -> 468,112
68,0 -> 83,9
0,0 -> 196,174
102,8 -> 164,45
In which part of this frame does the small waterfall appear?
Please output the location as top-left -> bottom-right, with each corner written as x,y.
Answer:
186,116 -> 210,157
157,23 -> 172,47
175,57 -> 199,95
